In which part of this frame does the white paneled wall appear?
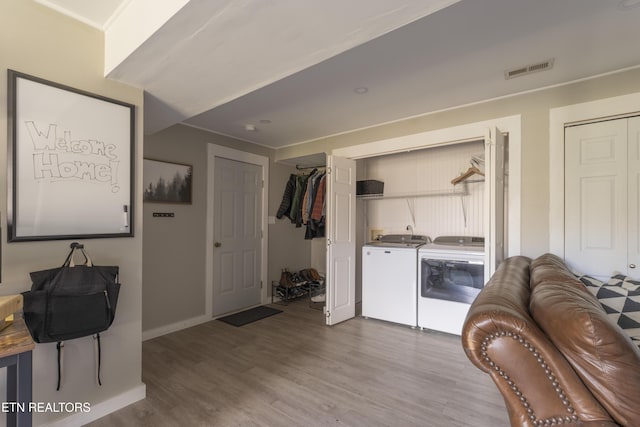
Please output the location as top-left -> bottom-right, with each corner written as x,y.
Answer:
361,141 -> 485,240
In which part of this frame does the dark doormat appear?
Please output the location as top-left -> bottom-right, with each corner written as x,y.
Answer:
217,306 -> 283,327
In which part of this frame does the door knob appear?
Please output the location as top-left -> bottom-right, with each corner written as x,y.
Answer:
214,242 -> 222,248
630,264 -> 636,269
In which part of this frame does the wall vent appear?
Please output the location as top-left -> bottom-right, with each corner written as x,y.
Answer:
504,58 -> 554,80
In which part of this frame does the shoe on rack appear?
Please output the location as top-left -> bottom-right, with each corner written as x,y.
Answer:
299,269 -> 312,282
311,293 -> 326,303
290,272 -> 305,284
279,269 -> 295,288
308,268 -> 323,281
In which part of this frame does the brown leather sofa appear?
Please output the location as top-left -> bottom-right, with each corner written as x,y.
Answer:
462,253 -> 640,427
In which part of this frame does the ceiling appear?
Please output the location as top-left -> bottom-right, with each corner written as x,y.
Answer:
35,0 -> 129,29
37,0 -> 640,149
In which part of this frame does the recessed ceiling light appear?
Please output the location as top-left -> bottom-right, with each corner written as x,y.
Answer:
618,0 -> 640,9
244,124 -> 257,132
354,87 -> 369,94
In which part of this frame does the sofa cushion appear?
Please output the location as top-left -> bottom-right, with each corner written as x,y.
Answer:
530,254 -> 640,426
529,252 -> 582,291
579,274 -> 640,348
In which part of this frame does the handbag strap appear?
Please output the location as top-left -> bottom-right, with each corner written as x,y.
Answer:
64,243 -> 94,268
55,337 -> 103,391
94,333 -> 102,387
56,341 -> 64,391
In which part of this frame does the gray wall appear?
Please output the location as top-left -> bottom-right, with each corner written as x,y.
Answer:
142,126 -> 209,332
142,125 -> 311,332
1,2 -> 144,425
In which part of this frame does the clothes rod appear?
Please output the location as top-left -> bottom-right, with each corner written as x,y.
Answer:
296,164 -> 326,170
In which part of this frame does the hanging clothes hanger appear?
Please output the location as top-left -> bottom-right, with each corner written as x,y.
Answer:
295,164 -> 325,177
451,166 -> 485,185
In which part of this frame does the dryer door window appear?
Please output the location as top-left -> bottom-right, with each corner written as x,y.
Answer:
420,258 -> 484,304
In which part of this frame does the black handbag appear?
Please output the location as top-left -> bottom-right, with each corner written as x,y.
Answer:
22,242 -> 121,389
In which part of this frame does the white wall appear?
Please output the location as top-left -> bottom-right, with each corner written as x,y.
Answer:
1,3 -> 145,425
360,141 -> 485,240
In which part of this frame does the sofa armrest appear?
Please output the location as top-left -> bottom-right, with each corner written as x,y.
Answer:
462,256 -> 617,427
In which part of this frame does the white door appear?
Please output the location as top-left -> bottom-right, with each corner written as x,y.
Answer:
628,117 -> 640,276
212,157 -> 262,315
325,155 -> 356,325
484,126 -> 505,278
565,119 -> 628,278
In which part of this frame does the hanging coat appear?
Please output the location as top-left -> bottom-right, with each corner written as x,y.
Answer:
276,174 -> 296,220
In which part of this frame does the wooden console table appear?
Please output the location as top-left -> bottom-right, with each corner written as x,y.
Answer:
0,316 -> 34,427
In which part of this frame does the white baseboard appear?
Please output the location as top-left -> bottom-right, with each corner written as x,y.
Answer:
142,314 -> 210,341
42,383 -> 146,427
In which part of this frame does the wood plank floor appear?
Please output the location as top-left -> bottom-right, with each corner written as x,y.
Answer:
87,300 -> 509,427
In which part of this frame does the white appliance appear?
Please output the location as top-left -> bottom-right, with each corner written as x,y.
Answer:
417,236 -> 485,335
362,235 -> 429,327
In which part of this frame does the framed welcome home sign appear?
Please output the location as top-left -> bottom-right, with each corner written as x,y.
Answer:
7,70 -> 135,242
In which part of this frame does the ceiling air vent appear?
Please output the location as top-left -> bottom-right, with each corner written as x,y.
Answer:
504,58 -> 554,80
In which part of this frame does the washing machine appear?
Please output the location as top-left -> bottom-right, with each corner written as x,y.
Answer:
417,236 -> 485,335
362,234 -> 430,327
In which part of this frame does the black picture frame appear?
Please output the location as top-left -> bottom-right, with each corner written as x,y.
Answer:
143,158 -> 193,204
7,70 -> 135,242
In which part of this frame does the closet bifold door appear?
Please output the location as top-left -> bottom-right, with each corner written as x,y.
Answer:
628,116 -> 640,277
325,155 -> 356,326
484,126 -> 505,278
564,119 -> 628,278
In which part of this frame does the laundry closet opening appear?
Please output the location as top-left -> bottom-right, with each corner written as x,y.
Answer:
275,128 -> 511,329
356,137 -> 508,334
